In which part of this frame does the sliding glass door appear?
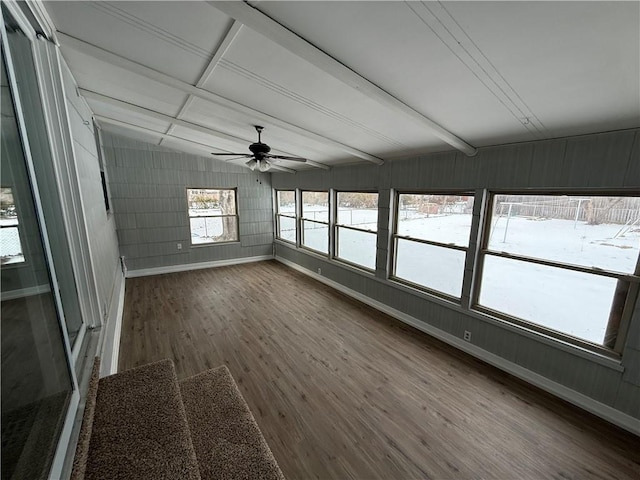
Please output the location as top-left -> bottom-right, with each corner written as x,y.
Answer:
1,6 -> 79,479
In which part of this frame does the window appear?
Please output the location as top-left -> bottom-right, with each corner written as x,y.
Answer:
187,188 -> 238,244
0,187 -> 25,264
94,123 -> 111,213
476,194 -> 640,349
335,192 -> 378,270
392,193 -> 474,298
301,191 -> 329,254
275,190 -> 296,243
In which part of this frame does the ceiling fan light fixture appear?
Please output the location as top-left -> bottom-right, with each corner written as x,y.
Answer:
246,159 -> 257,170
258,160 -> 271,172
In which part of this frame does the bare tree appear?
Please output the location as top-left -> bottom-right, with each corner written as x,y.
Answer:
219,190 -> 236,241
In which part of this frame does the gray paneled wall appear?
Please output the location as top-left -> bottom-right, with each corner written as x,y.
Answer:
272,128 -> 640,421
61,60 -> 121,319
101,132 -> 273,271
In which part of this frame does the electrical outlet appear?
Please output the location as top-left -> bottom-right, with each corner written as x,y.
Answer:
177,243 -> 182,250
463,330 -> 471,342
317,268 -> 322,275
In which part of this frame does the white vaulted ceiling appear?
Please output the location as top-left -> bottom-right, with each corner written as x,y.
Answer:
44,1 -> 640,171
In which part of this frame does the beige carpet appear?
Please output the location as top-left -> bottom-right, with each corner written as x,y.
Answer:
71,357 -> 101,480
179,365 -> 285,480
84,359 -> 201,480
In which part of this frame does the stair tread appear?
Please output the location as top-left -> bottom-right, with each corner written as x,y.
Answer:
179,365 -> 284,480
85,359 -> 201,480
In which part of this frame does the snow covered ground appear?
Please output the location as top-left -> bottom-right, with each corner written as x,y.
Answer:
0,218 -> 24,264
289,205 -> 640,345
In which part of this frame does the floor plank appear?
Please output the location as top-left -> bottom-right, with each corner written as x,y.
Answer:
119,260 -> 640,480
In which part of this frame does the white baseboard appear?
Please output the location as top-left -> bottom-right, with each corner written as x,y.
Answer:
110,270 -> 126,375
276,256 -> 640,437
126,255 -> 274,278
1,284 -> 50,301
100,268 -> 126,377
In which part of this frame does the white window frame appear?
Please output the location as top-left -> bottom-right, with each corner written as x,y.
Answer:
300,190 -> 330,255
333,191 -> 379,272
187,188 -> 239,245
275,189 -> 297,245
390,191 -> 475,301
472,191 -> 640,354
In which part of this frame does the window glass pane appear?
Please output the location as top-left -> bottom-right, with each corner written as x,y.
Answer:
302,219 -> 328,253
277,215 -> 296,243
488,195 -> 640,273
190,216 -> 237,244
1,187 -> 24,264
397,194 -> 473,247
478,255 -> 617,345
336,227 -> 376,270
277,190 -> 296,215
337,192 -> 378,231
302,191 -> 329,222
2,43 -> 73,479
188,189 -> 236,216
394,238 -> 465,297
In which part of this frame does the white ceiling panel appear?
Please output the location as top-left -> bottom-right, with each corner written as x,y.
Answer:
88,101 -> 173,133
46,1 -> 233,84
253,1 -> 639,144
59,47 -> 189,118
443,1 -> 640,138
203,26 -> 446,155
252,1 -> 536,145
99,122 -> 165,146
44,1 -> 638,170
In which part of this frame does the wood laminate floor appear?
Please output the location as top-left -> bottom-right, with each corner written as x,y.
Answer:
119,260 -> 640,480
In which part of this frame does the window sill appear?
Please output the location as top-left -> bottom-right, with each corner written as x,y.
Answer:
190,240 -> 241,248
275,237 -> 296,247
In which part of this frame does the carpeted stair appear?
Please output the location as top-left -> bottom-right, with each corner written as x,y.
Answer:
71,358 -> 284,480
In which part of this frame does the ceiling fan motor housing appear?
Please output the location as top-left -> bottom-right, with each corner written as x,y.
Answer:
249,142 -> 271,160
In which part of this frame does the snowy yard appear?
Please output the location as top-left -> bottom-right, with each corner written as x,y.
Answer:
284,205 -> 640,345
0,218 -> 24,264
189,208 -> 238,244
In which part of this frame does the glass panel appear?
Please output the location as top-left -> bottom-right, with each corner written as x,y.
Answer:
302,191 -> 329,222
336,227 -> 376,270
1,47 -> 72,479
336,192 -> 378,231
277,215 -> 296,243
478,255 -> 617,345
190,216 -> 238,243
277,190 -> 296,215
397,194 -> 474,247
7,25 -> 85,345
488,194 -> 640,273
302,219 -> 328,253
188,189 -> 236,216
1,187 -> 25,264
394,238 -> 465,297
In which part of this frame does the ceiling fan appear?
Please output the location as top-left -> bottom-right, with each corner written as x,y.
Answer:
211,125 -> 307,172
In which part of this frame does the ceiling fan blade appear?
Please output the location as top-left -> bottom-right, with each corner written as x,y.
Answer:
211,152 -> 250,156
267,154 -> 308,162
223,156 -> 254,162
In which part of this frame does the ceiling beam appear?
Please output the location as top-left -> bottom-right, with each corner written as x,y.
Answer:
57,32 -> 384,165
196,21 -> 243,88
210,1 -> 478,157
95,115 -> 297,173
